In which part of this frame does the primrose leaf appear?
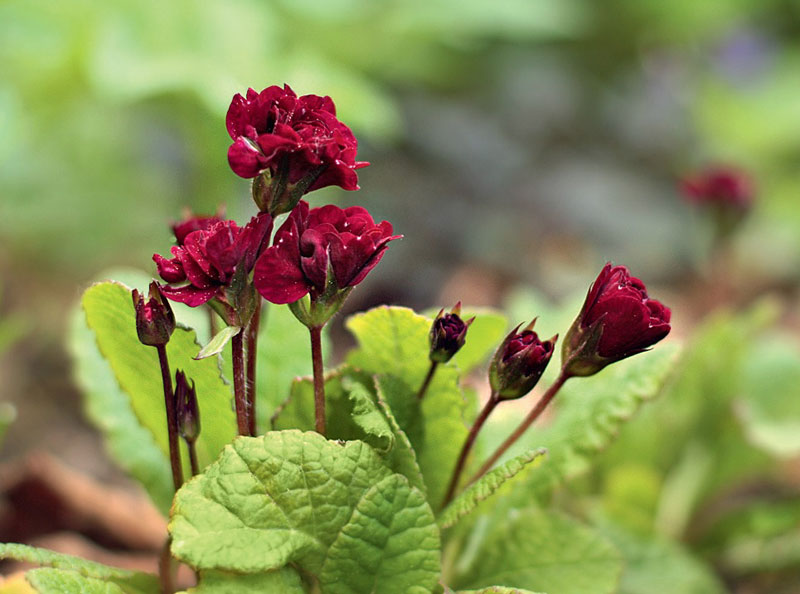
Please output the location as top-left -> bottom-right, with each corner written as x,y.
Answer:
451,508 -> 622,594
346,306 -> 475,508
318,474 -> 441,594
454,588 -> 545,594
195,325 -> 241,360
273,368 -> 426,491
0,544 -> 158,594
169,431 -> 440,592
184,568 -> 305,593
438,448 -> 547,530
68,304 -> 173,513
82,281 -> 236,474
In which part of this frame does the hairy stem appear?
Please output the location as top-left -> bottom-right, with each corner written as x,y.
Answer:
310,325 -> 326,436
416,361 -> 438,400
442,394 -> 499,507
232,332 -> 249,436
470,371 -> 570,483
245,304 -> 262,437
156,345 -> 183,491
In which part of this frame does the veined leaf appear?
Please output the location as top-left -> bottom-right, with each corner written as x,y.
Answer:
0,544 -> 158,594
450,508 -> 622,594
68,305 -> 173,513
184,569 -> 305,593
169,431 -> 440,593
82,281 -> 237,473
439,448 -> 547,530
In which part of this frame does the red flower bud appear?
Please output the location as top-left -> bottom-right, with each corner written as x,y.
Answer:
254,201 -> 400,308
226,85 -> 369,209
563,263 -> 671,377
153,213 -> 273,309
174,370 -> 200,443
489,321 -> 556,400
681,166 -> 754,211
429,302 -> 474,363
132,282 -> 175,347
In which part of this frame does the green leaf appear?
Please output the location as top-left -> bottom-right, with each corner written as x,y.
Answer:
483,345 -> 679,502
255,302 -> 330,431
0,544 -> 158,594
26,570 -> 126,594
438,448 -> 547,530
451,509 -> 622,594
273,367 -> 426,492
0,401 -> 16,450
346,306 -> 475,508
184,568 -> 306,593
738,332 -> 800,458
169,431 -> 440,592
82,281 -> 236,472
195,325 -> 241,360
455,588 -> 545,594
68,304 -> 173,513
318,474 -> 441,594
592,515 -> 725,594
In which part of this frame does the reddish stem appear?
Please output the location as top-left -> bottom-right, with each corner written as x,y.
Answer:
442,394 -> 500,507
416,361 -> 438,400
156,345 -> 183,491
470,370 -> 570,483
232,332 -> 249,436
310,325 -> 326,436
245,304 -> 261,437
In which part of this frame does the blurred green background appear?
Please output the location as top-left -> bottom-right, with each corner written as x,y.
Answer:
2,0 -> 800,591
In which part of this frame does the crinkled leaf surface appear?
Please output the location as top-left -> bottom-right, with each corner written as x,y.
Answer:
273,368 -> 425,492
82,281 -> 236,472
169,431 -> 440,593
346,306 -> 474,508
0,544 -> 157,594
185,568 -> 305,593
439,448 -> 547,530
451,508 -> 622,594
69,305 -> 173,513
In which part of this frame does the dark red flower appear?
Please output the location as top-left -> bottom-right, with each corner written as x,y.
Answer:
429,302 -> 474,363
489,321 -> 556,400
171,212 -> 224,246
153,213 -> 273,308
563,263 -> 671,377
132,282 -> 176,347
681,166 -> 754,210
226,85 -> 369,193
254,201 -> 399,306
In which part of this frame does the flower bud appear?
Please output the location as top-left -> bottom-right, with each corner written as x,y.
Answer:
429,302 -> 474,363
489,321 -> 556,400
132,282 -> 176,347
174,370 -> 200,443
562,263 -> 671,377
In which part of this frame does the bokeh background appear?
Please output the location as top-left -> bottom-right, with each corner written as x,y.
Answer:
2,0 -> 800,591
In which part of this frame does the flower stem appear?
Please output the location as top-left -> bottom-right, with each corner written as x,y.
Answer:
158,537 -> 175,594
469,371 -> 570,484
310,325 -> 326,436
245,303 -> 262,437
416,361 -> 438,400
232,332 -> 249,436
187,440 -> 199,477
441,394 -> 500,508
156,345 -> 183,491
